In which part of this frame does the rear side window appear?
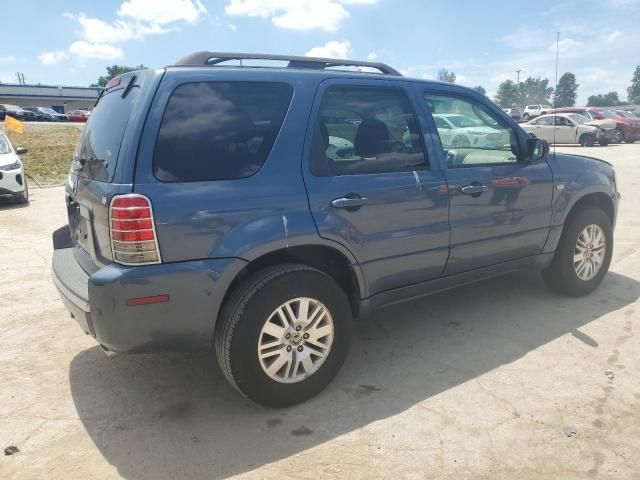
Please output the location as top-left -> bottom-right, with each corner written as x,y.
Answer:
73,87 -> 139,182
154,82 -> 293,182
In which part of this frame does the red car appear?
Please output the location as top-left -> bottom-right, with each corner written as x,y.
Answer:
547,107 -> 640,143
66,110 -> 90,123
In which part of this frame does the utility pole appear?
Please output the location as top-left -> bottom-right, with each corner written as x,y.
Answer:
515,69 -> 522,84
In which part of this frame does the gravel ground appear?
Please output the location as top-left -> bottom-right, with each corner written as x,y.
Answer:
1,144 -> 639,479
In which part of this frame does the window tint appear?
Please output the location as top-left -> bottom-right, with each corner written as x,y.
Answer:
424,93 -> 519,167
310,86 -> 426,176
73,87 -> 139,182
154,82 -> 292,182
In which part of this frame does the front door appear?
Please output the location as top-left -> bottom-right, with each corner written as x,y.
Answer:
421,89 -> 554,274
303,80 -> 450,297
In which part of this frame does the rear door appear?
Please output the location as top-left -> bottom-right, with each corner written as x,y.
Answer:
66,71 -> 155,272
529,116 -> 555,142
303,79 -> 450,297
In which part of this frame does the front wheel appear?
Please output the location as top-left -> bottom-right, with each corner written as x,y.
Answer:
612,130 -> 624,144
14,179 -> 29,204
542,206 -> 613,296
215,264 -> 352,407
522,113 -> 530,121
580,133 -> 595,147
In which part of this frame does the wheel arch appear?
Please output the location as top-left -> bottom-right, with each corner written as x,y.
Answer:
564,192 -> 615,227
221,245 -> 364,319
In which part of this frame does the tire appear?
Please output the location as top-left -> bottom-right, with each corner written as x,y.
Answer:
542,206 -> 613,297
14,179 -> 29,205
215,264 -> 353,407
580,133 -> 595,147
612,130 -> 624,144
523,113 -> 530,121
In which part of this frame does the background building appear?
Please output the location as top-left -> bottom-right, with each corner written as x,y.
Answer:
0,83 -> 100,112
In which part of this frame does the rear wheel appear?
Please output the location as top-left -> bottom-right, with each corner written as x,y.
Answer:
215,264 -> 353,407
542,206 -> 612,296
580,133 -> 595,147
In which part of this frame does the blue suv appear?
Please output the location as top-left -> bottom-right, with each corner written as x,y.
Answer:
52,52 -> 619,407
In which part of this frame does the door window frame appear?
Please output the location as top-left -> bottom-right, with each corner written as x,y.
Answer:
303,78 -> 443,178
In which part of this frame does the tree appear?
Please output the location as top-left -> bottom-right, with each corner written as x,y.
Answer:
437,68 -> 456,83
92,64 -> 147,87
473,85 -> 487,96
518,77 -> 554,105
494,80 -> 520,107
587,91 -> 620,107
554,72 -> 578,107
628,65 -> 640,104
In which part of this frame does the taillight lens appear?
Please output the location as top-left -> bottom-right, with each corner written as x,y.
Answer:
109,194 -> 161,265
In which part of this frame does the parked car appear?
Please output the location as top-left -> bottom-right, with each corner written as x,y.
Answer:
0,131 -> 29,203
66,110 -> 90,122
522,104 -> 552,121
501,106 -> 522,122
432,113 -> 506,148
0,104 -> 31,121
547,107 -> 640,143
521,113 -> 616,146
52,53 -> 619,407
20,106 -> 67,122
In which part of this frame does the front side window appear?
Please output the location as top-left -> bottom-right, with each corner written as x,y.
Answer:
310,86 -> 426,176
536,116 -> 554,126
154,81 -> 293,182
424,93 -> 518,167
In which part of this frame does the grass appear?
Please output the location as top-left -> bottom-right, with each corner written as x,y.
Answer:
3,123 -> 82,185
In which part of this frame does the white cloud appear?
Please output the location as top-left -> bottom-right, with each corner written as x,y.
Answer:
117,0 -> 206,25
228,23 -> 237,31
38,51 -> 68,65
606,30 -> 622,42
305,40 -> 351,58
548,37 -> 582,53
0,56 -> 16,63
225,0 -> 377,31
68,41 -> 124,60
367,51 -> 377,60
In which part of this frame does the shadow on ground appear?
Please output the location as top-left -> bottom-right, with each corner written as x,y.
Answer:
69,270 -> 639,479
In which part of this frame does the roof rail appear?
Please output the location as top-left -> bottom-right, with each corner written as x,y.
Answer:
172,51 -> 402,76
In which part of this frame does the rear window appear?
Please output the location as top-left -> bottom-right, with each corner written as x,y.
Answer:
153,81 -> 293,182
73,86 -> 139,182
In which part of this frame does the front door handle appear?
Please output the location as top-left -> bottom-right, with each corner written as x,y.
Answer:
461,184 -> 489,196
331,196 -> 368,208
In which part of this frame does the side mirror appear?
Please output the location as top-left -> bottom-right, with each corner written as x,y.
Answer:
526,138 -> 549,162
16,147 -> 28,155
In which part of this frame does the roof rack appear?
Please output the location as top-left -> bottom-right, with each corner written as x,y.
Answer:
172,51 -> 402,76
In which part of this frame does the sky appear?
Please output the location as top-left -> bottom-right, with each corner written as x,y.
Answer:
1,0 -> 639,104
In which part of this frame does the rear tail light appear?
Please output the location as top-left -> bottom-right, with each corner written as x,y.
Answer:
109,194 -> 161,265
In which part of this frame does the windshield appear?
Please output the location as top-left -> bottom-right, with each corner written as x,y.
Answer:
3,104 -> 21,112
0,134 -> 11,154
447,115 -> 481,128
599,109 -> 620,119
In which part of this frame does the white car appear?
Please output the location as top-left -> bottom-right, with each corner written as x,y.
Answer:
433,114 -> 506,148
0,130 -> 29,204
522,104 -> 552,121
521,113 -> 616,147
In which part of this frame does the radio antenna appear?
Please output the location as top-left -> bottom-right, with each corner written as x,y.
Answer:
553,31 -> 559,156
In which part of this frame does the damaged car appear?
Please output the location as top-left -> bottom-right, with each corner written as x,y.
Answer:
521,113 -> 615,146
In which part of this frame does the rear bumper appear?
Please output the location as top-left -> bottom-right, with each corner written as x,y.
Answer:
52,242 -> 247,354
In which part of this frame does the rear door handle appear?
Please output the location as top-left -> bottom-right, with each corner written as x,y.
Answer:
461,184 -> 489,195
331,196 -> 368,208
